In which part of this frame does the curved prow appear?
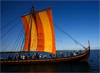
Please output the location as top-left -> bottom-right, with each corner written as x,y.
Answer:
80,40 -> 90,62
88,40 -> 90,49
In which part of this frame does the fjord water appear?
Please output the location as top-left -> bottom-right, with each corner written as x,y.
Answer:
1,50 -> 99,72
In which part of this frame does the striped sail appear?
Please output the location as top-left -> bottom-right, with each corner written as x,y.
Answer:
21,8 -> 56,54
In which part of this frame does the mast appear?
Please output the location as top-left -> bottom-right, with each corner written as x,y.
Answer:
22,6 -> 56,55
28,6 -> 34,56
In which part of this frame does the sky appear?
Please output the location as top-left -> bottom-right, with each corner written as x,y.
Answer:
1,1 -> 99,52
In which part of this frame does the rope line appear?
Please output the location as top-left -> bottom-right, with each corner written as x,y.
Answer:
2,42 -> 11,52
0,19 -> 22,39
1,33 -> 10,46
54,23 -> 86,49
12,27 -> 24,52
0,8 -> 31,30
17,29 -> 25,52
9,26 -> 23,55
20,34 -> 25,54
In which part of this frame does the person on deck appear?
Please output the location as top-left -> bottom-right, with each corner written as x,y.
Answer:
70,52 -> 74,57
79,50 -> 82,55
14,55 -> 17,59
61,52 -> 64,58
50,54 -> 52,58
25,55 -> 28,59
54,54 -> 56,58
20,54 -> 23,59
33,53 -> 36,59
76,51 -> 79,54
56,54 -> 58,58
36,53 -> 39,59
58,55 -> 61,58
7,55 -> 12,60
18,54 -> 21,59
39,54 -> 42,59
43,54 -> 46,59
73,53 -> 76,56
65,52 -> 68,57
22,54 -> 25,59
29,56 -> 32,59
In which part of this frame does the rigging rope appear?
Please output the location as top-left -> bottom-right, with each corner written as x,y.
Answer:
17,30 -> 25,52
20,34 -> 25,54
2,42 -> 11,52
16,12 -> 32,55
1,33 -> 10,46
56,39 -> 73,44
0,19 -> 22,39
12,27 -> 24,52
1,22 -> 24,52
10,12 -> 31,54
54,23 -> 86,49
9,26 -> 23,55
1,27 -> 23,52
0,8 -> 31,30
1,8 -> 32,54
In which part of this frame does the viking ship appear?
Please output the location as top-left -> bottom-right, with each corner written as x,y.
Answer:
1,5 -> 90,64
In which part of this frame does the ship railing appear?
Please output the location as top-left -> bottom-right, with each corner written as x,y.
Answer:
1,51 -> 89,62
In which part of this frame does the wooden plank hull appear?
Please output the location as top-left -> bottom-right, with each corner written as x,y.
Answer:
1,49 -> 90,65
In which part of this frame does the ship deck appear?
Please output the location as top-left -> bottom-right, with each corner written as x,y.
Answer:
1,50 -> 90,65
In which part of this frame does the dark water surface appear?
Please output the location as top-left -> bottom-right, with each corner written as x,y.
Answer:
1,50 -> 100,72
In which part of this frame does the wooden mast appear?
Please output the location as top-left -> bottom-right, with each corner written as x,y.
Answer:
21,6 -> 52,17
28,6 -> 34,56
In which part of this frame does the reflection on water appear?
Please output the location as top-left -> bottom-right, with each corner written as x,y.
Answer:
1,62 -> 90,72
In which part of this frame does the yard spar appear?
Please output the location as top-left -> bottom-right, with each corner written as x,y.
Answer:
1,5 -> 90,64
21,6 -> 56,56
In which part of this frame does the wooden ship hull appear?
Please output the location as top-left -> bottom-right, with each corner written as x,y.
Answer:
1,48 -> 90,65
1,5 -> 91,65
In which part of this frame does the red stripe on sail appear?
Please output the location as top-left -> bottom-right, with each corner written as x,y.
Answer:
34,13 -> 45,52
22,16 -> 31,50
46,9 -> 56,54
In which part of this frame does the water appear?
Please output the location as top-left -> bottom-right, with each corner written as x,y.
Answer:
1,50 -> 100,72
